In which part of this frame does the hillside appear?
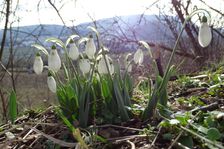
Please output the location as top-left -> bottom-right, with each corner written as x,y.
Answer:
0,15 -> 172,49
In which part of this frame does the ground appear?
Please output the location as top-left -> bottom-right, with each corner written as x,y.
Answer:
0,66 -> 224,148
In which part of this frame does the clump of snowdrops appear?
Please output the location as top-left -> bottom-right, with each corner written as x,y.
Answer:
32,8 -> 212,128
32,28 -> 136,128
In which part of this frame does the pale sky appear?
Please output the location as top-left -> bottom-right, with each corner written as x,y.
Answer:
3,0 -> 224,28
15,0 -> 158,26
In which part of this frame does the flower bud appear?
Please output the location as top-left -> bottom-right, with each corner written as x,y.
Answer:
198,16 -> 212,47
33,52 -> 43,75
48,45 -> 61,72
134,48 -> 144,65
68,42 -> 79,60
85,35 -> 96,59
47,72 -> 56,93
79,59 -> 91,74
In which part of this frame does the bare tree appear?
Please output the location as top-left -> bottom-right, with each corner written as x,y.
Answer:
0,0 -> 10,61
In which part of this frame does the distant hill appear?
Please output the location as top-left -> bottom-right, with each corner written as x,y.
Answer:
0,15 -> 174,49
1,14 -> 189,65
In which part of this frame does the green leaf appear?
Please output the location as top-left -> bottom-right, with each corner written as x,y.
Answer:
32,44 -> 49,56
162,133 -> 173,140
178,136 -> 194,149
207,128 -> 221,141
159,120 -> 170,127
175,115 -> 188,126
56,109 -> 88,149
113,77 -> 129,121
62,63 -> 69,81
94,135 -> 107,143
9,90 -> 17,124
45,37 -> 65,49
197,126 -> 208,134
101,78 -> 112,100
56,108 -> 76,131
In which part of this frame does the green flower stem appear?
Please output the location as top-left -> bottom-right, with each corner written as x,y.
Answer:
102,47 -> 113,80
158,9 -> 211,93
63,44 -> 81,87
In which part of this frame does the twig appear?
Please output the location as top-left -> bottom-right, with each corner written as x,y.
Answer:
0,123 -> 25,136
174,87 -> 207,97
107,134 -> 147,142
30,127 -> 77,148
149,126 -> 162,147
95,124 -> 144,132
22,117 -> 47,139
190,101 -> 219,114
0,0 -> 10,61
0,61 -> 11,76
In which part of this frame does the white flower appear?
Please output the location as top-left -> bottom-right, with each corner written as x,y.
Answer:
98,56 -> 109,74
110,63 -> 114,74
47,74 -> 56,93
68,43 -> 79,60
98,55 -> 114,75
198,16 -> 212,48
126,64 -> 132,72
33,53 -> 43,75
85,35 -> 96,59
124,53 -> 132,72
79,59 -> 91,74
48,46 -> 61,72
134,48 -> 144,65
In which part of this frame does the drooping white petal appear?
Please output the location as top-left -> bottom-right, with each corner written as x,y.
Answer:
33,55 -> 43,75
198,22 -> 212,47
48,49 -> 61,72
79,59 -> 91,74
69,43 -> 79,60
85,37 -> 96,59
98,55 -> 114,75
124,61 -> 132,72
47,76 -> 56,93
98,56 -> 110,74
125,63 -> 132,72
110,63 -> 114,74
134,48 -> 144,65
124,53 -> 132,72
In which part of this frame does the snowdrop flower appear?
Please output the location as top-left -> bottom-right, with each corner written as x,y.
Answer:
126,64 -> 132,72
98,55 -> 114,75
48,45 -> 61,72
110,63 -> 114,74
47,72 -> 56,93
125,53 -> 132,72
198,16 -> 212,47
68,41 -> 79,60
85,35 -> 96,59
33,52 -> 43,75
98,56 -> 109,74
79,59 -> 91,74
134,48 -> 144,65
